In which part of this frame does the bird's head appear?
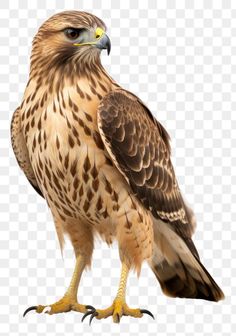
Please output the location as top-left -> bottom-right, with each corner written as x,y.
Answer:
30,11 -> 111,78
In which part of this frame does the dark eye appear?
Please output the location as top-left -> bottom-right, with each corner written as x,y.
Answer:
64,28 -> 80,40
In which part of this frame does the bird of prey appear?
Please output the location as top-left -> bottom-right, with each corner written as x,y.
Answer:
11,11 -> 224,323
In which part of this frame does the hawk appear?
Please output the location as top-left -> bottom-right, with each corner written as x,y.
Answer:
11,11 -> 224,323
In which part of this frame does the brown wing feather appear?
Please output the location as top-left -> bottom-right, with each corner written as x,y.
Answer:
97,89 -> 197,256
11,107 -> 44,198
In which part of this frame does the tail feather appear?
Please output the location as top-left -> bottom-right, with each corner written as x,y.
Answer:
150,218 -> 224,302
151,257 -> 224,301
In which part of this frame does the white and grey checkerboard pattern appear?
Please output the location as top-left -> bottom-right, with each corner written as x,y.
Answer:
1,0 -> 235,335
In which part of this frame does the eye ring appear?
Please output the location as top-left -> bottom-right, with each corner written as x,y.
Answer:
64,28 -> 80,40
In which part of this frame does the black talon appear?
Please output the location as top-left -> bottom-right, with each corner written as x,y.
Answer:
23,306 -> 37,317
85,305 -> 95,311
81,310 -> 94,322
89,311 -> 98,325
140,309 -> 155,320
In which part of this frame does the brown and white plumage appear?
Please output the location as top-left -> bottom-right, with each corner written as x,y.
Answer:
98,90 -> 196,248
11,11 -> 224,322
97,89 -> 223,301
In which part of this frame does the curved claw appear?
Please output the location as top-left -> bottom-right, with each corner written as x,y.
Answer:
23,306 -> 37,317
89,311 -> 98,325
81,310 -> 94,323
85,305 -> 95,311
140,309 -> 155,320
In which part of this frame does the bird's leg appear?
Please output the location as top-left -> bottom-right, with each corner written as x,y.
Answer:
82,262 -> 154,324
24,255 -> 94,317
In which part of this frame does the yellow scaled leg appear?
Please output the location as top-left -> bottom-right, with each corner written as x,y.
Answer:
23,255 -> 94,317
82,262 -> 154,324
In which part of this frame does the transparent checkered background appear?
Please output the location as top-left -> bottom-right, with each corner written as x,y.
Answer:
1,0 -> 236,335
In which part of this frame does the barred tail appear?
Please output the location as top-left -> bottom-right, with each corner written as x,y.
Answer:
151,255 -> 224,301
150,219 -> 224,301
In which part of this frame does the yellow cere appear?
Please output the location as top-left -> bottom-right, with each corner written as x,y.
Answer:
95,27 -> 104,39
73,27 -> 105,46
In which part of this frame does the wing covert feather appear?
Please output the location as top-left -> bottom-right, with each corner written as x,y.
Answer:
11,107 -> 44,198
97,89 -> 196,251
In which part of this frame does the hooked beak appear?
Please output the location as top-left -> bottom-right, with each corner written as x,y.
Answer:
95,33 -> 111,55
73,27 -> 111,55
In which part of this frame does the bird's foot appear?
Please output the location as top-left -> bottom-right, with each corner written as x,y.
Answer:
23,295 -> 95,317
82,298 -> 154,324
